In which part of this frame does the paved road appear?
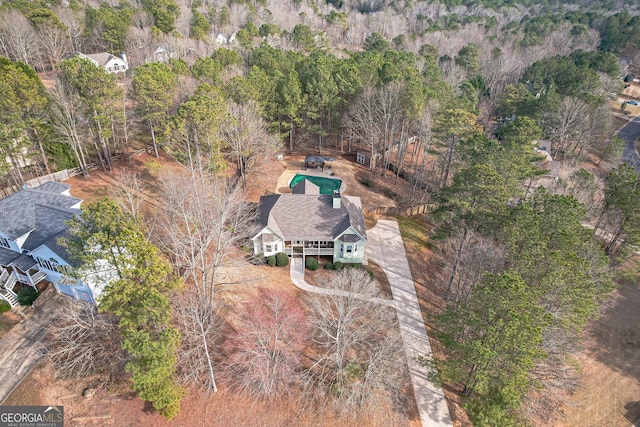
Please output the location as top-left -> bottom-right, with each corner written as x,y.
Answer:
0,293 -> 65,404
366,220 -> 452,427
619,115 -> 640,169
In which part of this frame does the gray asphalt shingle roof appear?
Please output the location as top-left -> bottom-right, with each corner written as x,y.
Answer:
36,182 -> 71,194
256,193 -> 366,242
291,179 -> 320,195
0,186 -> 81,240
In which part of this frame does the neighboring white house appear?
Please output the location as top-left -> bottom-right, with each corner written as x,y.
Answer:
252,180 -> 367,264
0,182 -> 95,306
72,51 -> 129,74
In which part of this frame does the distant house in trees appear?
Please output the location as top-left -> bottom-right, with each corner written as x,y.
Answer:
534,140 -> 560,180
0,183 -> 95,306
71,51 -> 129,74
252,180 -> 367,264
145,47 -> 175,64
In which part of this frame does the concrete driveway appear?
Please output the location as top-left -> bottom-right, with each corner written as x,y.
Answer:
0,293 -> 66,404
366,220 -> 452,427
619,115 -> 640,169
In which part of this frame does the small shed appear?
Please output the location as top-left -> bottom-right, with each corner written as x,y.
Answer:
305,155 -> 325,170
356,151 -> 374,168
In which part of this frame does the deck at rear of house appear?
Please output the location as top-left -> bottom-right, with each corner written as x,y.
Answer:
0,267 -> 48,307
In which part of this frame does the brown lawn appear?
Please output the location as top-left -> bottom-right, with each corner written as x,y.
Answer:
554,262 -> 640,427
0,310 -> 20,340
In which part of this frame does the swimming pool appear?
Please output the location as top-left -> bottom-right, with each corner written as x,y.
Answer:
289,174 -> 342,195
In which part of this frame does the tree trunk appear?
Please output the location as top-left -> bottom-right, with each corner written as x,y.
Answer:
442,136 -> 456,188
446,225 -> 469,302
32,127 -> 50,175
150,123 -> 159,157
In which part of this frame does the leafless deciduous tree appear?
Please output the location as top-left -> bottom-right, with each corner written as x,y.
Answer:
157,171 -> 256,306
48,76 -> 91,177
57,8 -> 85,52
344,82 -> 405,171
174,293 -> 224,392
36,21 -> 72,69
46,301 -> 128,383
303,269 -> 408,417
157,171 -> 256,392
548,97 -> 589,158
223,288 -> 310,399
112,170 -> 148,218
0,10 -> 42,69
223,101 -> 281,187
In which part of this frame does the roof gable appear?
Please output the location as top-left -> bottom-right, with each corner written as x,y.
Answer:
256,193 -> 366,242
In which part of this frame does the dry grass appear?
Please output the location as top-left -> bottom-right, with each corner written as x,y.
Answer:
0,310 -> 20,340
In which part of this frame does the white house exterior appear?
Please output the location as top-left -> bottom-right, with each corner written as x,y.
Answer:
0,182 -> 95,306
73,51 -> 129,74
252,180 -> 366,264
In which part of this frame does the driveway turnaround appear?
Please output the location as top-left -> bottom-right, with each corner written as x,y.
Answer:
366,220 -> 452,427
0,293 -> 65,404
289,220 -> 452,426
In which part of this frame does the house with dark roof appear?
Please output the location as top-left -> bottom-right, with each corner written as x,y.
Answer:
252,180 -> 366,264
0,182 -> 95,306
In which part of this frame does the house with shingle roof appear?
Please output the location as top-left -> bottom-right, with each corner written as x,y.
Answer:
70,51 -> 129,74
0,182 -> 95,306
252,180 -> 366,264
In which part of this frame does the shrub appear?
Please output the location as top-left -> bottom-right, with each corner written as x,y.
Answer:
253,253 -> 265,265
324,262 -> 334,270
18,287 -> 39,306
240,245 -> 251,253
360,177 -> 373,187
276,252 -> 289,267
305,257 -> 319,271
0,299 -> 10,314
334,261 -> 343,271
266,255 -> 277,266
366,270 -> 375,280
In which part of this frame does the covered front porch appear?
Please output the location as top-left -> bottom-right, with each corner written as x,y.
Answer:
284,240 -> 334,257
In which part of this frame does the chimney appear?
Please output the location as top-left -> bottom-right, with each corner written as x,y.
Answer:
333,191 -> 341,209
121,52 -> 128,70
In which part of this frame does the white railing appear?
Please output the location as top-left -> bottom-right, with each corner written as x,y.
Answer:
303,248 -> 335,256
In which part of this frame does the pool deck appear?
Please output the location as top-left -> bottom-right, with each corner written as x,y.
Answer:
277,167 -> 346,194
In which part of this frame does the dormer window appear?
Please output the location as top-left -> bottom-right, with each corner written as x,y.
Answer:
0,237 -> 9,249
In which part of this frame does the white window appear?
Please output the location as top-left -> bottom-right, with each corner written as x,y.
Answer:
265,244 -> 273,253
114,64 -> 120,71
0,237 -> 9,249
346,245 -> 353,254
37,257 -> 70,274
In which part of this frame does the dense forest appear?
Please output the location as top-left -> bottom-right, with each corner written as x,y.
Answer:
1,0 -> 640,425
